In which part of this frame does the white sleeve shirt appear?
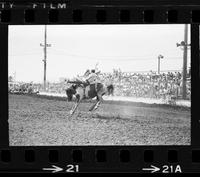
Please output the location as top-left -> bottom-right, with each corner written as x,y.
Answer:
86,73 -> 98,84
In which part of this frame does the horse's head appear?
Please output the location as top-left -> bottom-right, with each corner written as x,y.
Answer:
66,84 -> 77,101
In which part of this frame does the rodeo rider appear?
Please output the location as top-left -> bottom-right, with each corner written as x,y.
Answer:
83,69 -> 100,92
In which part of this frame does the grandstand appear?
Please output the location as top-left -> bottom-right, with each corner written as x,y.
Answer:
28,69 -> 191,101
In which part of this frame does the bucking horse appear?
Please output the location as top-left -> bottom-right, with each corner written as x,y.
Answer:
66,81 -> 114,115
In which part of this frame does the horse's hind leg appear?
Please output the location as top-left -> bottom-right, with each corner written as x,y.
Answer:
93,101 -> 100,110
89,93 -> 103,111
89,100 -> 100,111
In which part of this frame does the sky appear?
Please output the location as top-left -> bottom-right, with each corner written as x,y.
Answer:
8,24 -> 191,83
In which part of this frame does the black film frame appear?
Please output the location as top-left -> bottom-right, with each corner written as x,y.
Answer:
0,0 -> 200,173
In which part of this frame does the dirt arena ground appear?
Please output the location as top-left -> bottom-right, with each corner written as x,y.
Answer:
9,94 -> 191,146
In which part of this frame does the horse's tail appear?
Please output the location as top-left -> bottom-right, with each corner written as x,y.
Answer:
108,84 -> 114,90
106,84 -> 114,95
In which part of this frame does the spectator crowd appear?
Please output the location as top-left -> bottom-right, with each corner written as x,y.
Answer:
9,69 -> 191,100
99,69 -> 191,100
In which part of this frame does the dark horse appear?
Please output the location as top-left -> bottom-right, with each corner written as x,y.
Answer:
66,83 -> 114,101
66,82 -> 114,115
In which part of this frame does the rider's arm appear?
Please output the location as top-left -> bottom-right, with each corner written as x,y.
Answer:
85,74 -> 92,81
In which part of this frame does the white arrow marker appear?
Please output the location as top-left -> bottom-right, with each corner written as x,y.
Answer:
142,165 -> 160,173
43,165 -> 63,173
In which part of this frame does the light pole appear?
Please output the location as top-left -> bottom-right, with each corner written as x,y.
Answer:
176,24 -> 190,99
40,25 -> 51,91
158,54 -> 164,74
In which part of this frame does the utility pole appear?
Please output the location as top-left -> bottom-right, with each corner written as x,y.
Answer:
40,25 -> 51,91
158,54 -> 164,74
182,24 -> 188,100
176,24 -> 189,99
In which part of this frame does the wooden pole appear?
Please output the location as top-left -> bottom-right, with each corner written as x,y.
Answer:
43,25 -> 47,91
182,24 -> 188,99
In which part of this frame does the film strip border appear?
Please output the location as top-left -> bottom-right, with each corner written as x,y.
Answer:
0,1 -> 200,173
0,5 -> 200,23
0,147 -> 200,172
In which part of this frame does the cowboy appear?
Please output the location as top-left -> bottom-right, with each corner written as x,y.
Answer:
83,69 -> 100,93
